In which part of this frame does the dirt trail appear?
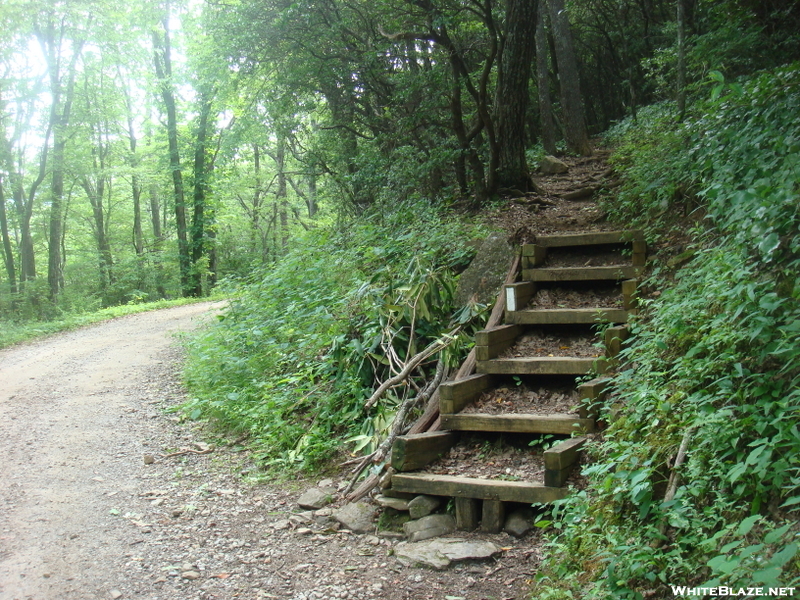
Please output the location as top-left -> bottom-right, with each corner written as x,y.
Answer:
0,303 -> 544,600
0,303 -> 222,599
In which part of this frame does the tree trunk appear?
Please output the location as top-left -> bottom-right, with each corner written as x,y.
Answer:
676,0 -> 687,120
494,0 -> 538,191
189,91 -> 214,297
0,178 -> 18,297
547,0 -> 592,156
40,24 -> 83,303
535,5 -> 557,154
153,13 -> 190,296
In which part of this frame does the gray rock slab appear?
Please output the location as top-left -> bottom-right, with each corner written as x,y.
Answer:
408,494 -> 440,519
375,495 -> 410,511
395,537 -> 503,570
297,487 -> 336,510
403,514 -> 455,542
455,232 -> 514,307
333,502 -> 376,534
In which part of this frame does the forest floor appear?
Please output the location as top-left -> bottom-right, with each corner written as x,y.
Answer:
0,153 -> 622,600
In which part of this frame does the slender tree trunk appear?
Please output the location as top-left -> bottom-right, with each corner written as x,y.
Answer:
153,12 -> 190,296
149,183 -> 162,242
535,5 -> 557,154
275,134 -> 289,250
0,178 -> 18,297
676,0 -> 687,120
189,91 -> 214,297
494,0 -> 538,191
41,26 -> 83,302
547,0 -> 592,156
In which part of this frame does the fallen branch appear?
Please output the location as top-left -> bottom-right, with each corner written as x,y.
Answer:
654,426 -> 696,544
161,447 -> 215,459
363,328 -> 459,410
343,360 -> 447,500
408,252 -> 522,435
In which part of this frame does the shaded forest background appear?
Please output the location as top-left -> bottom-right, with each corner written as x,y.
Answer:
3,0 -> 800,597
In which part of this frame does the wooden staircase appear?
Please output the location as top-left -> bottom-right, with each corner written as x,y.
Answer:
386,230 -> 645,532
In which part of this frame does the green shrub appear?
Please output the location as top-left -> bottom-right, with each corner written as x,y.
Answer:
537,63 -> 800,599
182,199 -> 485,471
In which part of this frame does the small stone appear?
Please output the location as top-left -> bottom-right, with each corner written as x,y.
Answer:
314,508 -> 333,517
318,478 -> 335,488
171,509 -> 183,518
143,454 -> 155,465
272,519 -> 291,530
109,590 -> 124,600
296,527 -> 313,535
181,570 -> 201,580
332,502 -> 376,534
504,507 -> 535,538
403,514 -> 455,542
408,495 -> 440,519
539,155 -> 569,174
297,487 -> 336,510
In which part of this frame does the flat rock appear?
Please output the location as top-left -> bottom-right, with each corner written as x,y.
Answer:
181,570 -> 201,580
297,486 -> 336,510
408,494 -> 440,519
539,155 -> 569,174
395,537 -> 502,570
375,495 -> 410,511
504,507 -> 535,538
333,502 -> 376,534
403,514 -> 455,542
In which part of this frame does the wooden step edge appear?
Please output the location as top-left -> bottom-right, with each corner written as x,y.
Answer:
544,436 -> 587,487
390,473 -> 569,504
440,374 -> 493,415
577,377 -> 611,419
441,413 -> 595,435
506,307 -> 629,325
522,266 -> 642,282
523,230 -> 645,250
390,431 -> 459,472
476,356 -> 607,376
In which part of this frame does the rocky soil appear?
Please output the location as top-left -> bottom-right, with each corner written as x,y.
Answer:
0,303 -> 549,600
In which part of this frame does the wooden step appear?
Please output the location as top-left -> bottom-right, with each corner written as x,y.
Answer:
507,307 -> 628,325
476,356 -> 606,376
441,412 -> 595,434
390,473 -> 568,504
525,230 -> 644,249
522,265 -> 642,282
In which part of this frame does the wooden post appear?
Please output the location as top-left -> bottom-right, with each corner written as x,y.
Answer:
455,497 -> 480,531
481,499 -> 505,533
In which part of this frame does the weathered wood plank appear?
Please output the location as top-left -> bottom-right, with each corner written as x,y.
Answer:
520,244 -> 548,266
622,279 -> 639,311
577,377 -> 610,419
391,431 -> 458,472
474,324 -> 521,362
544,437 -> 587,487
604,325 -> 630,357
476,356 -> 605,376
632,251 -> 647,267
440,374 -> 493,415
507,308 -> 628,325
390,473 -> 569,503
481,499 -> 505,533
441,413 -> 595,435
505,282 -> 536,312
455,497 -> 479,531
531,230 -> 644,248
522,266 -> 641,282
474,324 -> 521,347
544,436 -> 587,470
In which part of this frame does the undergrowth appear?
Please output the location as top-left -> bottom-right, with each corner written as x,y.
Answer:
182,199 -> 486,472
536,63 -> 800,598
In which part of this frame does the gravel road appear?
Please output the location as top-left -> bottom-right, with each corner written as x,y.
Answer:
0,303 -> 542,600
